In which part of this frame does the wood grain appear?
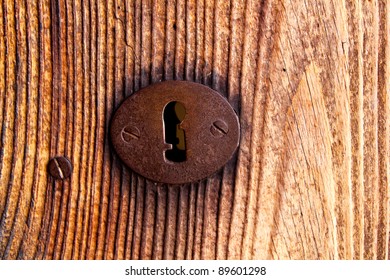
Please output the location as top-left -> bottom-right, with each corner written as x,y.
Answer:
0,0 -> 388,260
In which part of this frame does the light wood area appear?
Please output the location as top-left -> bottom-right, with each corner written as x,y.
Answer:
0,0 -> 389,260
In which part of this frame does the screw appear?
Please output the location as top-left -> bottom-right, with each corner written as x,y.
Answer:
47,156 -> 72,180
210,120 -> 229,137
121,125 -> 140,142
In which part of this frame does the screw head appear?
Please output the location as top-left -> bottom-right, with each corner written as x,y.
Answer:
121,125 -> 140,142
47,156 -> 72,180
210,120 -> 229,137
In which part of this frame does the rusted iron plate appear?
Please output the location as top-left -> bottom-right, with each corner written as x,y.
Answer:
110,81 -> 240,184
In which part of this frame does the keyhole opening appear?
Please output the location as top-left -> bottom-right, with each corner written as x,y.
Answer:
164,101 -> 187,162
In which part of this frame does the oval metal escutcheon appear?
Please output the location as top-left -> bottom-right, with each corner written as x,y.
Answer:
110,81 -> 240,184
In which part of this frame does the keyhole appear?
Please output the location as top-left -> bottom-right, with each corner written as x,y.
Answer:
164,101 -> 186,162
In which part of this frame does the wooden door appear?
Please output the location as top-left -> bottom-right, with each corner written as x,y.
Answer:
0,0 -> 388,260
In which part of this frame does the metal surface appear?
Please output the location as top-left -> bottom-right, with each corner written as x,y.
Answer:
110,80 -> 240,184
47,157 -> 73,180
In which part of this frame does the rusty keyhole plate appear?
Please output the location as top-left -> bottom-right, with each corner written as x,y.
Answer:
110,81 -> 240,184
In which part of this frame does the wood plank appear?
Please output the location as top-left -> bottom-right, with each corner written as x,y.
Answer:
0,0 -> 388,259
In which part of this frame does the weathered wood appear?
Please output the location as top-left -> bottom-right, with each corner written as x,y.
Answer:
0,0 -> 388,260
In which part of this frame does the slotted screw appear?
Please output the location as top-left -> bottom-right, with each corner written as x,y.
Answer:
48,156 -> 72,180
210,120 -> 229,137
122,125 -> 140,142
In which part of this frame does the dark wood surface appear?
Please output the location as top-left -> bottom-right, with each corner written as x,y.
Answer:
0,0 -> 388,259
